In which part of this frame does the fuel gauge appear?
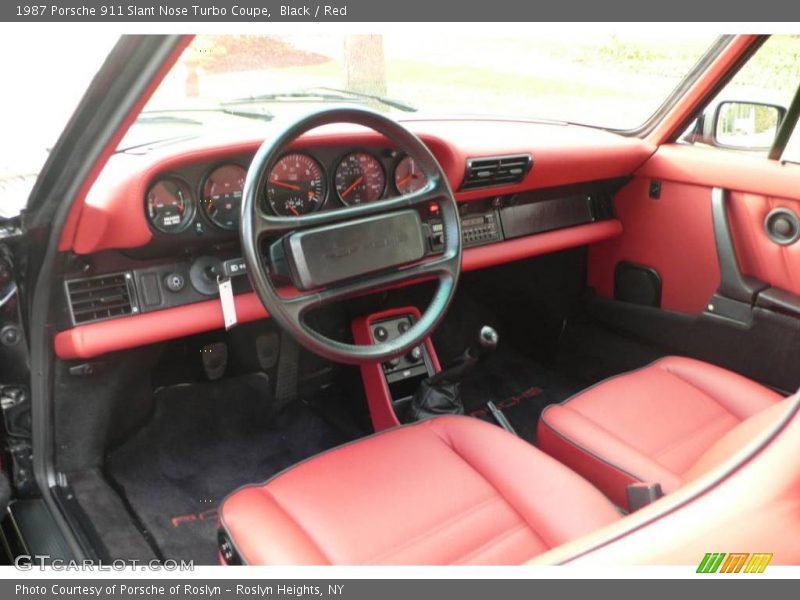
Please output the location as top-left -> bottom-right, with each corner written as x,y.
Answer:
145,177 -> 195,234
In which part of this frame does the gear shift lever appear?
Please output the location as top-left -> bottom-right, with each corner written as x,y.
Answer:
475,325 -> 499,355
405,325 -> 499,422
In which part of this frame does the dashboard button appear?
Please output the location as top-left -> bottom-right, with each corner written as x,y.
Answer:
164,273 -> 186,293
373,326 -> 389,342
383,357 -> 401,371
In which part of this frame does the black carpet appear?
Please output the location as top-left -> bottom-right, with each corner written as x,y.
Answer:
106,373 -> 349,565
556,314 -> 667,385
459,351 -> 584,443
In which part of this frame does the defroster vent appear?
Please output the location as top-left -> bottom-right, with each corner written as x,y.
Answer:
65,272 -> 138,325
460,154 -> 533,190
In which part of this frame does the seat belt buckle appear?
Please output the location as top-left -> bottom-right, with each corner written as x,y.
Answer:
626,482 -> 664,512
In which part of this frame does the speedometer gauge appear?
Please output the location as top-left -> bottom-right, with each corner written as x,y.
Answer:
334,152 -> 386,205
145,178 -> 195,234
266,153 -> 326,216
202,164 -> 246,230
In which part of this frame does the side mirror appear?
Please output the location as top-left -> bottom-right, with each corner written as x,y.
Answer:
713,101 -> 785,151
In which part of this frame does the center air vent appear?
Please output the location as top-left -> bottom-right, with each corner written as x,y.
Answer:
65,272 -> 138,325
460,154 -> 533,190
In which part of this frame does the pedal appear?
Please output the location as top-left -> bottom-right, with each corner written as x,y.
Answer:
201,342 -> 228,380
274,334 -> 300,412
256,333 -> 280,370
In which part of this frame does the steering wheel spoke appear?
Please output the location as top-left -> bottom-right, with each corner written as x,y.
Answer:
281,250 -> 458,320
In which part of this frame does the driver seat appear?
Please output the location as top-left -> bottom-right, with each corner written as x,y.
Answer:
218,416 -> 621,565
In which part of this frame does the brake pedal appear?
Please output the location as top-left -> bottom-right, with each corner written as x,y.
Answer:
256,333 -> 280,371
201,342 -> 228,380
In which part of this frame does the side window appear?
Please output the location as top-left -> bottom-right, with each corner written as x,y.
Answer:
781,120 -> 800,163
679,35 -> 800,156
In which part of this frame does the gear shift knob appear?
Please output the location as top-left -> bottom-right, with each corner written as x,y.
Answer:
478,325 -> 499,351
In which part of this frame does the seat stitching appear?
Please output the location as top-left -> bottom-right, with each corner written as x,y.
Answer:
539,410 -> 646,484
567,368 -> 734,456
650,413 -> 737,464
362,494 -> 504,565
659,362 -> 758,418
426,423 -> 549,547
450,523 -> 529,565
260,488 -> 333,565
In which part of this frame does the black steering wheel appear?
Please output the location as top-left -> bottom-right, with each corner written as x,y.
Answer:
240,108 -> 462,365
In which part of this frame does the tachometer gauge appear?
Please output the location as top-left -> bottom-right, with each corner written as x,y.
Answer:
334,152 -> 386,205
266,153 -> 326,216
394,155 -> 427,195
145,177 -> 195,234
201,164 -> 246,230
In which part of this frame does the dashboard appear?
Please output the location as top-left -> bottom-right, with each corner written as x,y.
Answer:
54,118 -> 656,360
144,145 -> 427,240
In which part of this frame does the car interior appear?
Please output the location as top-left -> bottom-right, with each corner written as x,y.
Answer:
2,33 -> 800,567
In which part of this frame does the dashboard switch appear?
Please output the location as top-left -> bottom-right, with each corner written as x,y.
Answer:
408,346 -> 423,362
222,257 -> 247,277
164,273 -> 185,293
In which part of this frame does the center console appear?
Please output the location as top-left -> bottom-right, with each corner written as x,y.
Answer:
351,306 -> 441,431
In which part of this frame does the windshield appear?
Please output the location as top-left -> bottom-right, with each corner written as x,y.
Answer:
140,33 -> 716,129
1,32 -> 718,218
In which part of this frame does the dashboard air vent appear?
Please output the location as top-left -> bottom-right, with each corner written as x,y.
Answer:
460,154 -> 533,190
65,272 -> 138,325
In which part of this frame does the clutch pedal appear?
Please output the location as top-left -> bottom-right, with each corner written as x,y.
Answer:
201,342 -> 228,380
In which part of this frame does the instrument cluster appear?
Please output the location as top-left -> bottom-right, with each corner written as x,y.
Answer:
144,146 -> 427,236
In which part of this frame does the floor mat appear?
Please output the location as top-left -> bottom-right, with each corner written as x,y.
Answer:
459,351 -> 584,443
556,314 -> 667,385
105,373 -> 350,565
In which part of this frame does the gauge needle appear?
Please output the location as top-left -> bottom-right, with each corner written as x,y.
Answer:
272,180 -> 301,191
397,174 -> 414,187
288,205 -> 300,216
340,176 -> 364,198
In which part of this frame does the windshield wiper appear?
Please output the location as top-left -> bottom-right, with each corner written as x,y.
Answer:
135,114 -> 204,126
223,87 -> 417,113
136,107 -> 275,124
220,106 -> 275,121
312,87 -> 417,112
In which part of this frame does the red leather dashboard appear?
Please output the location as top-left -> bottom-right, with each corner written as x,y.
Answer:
55,119 -> 652,360
60,120 -> 652,254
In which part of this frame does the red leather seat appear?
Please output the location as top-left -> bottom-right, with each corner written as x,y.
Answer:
538,356 -> 784,508
220,416 -> 621,565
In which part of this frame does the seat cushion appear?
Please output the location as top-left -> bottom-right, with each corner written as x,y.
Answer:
220,416 -> 620,565
538,356 -> 784,508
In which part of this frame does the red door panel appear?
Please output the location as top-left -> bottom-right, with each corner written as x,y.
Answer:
587,177 -> 720,314
588,144 -> 800,314
728,191 -> 800,296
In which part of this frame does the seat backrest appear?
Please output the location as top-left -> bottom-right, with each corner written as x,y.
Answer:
682,397 -> 791,484
529,395 -> 800,565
